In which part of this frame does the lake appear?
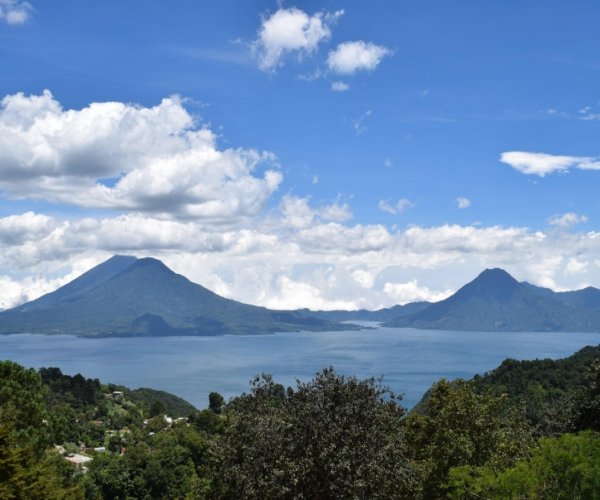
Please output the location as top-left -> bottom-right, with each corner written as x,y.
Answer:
1,326 -> 600,409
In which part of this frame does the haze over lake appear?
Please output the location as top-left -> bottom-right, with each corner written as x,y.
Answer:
2,326 -> 600,409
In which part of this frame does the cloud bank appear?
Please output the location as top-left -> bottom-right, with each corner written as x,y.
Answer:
2,207 -> 600,312
2,92 -> 600,313
0,91 -> 282,222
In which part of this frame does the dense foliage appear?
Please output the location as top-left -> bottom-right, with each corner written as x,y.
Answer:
216,369 -> 417,498
405,379 -> 533,498
127,387 -> 197,418
447,431 -> 600,499
2,343 -> 600,498
472,344 -> 600,424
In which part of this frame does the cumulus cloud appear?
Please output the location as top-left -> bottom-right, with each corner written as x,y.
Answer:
327,41 -> 391,75
378,198 -> 413,215
0,0 -> 33,25
351,268 -> 376,289
0,90 -> 282,222
279,195 -> 352,229
331,81 -> 350,92
265,275 -> 357,311
253,7 -> 342,71
548,212 -> 588,228
296,223 -> 391,253
383,280 -> 453,305
565,257 -> 588,276
456,197 -> 470,209
500,151 -> 600,176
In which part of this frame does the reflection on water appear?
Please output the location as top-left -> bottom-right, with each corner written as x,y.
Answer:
1,327 -> 599,409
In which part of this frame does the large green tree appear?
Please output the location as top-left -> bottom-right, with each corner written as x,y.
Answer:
215,368 -> 418,499
405,379 -> 533,498
0,361 -> 51,455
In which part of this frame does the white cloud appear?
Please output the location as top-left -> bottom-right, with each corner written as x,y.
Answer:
0,0 -> 33,25
548,212 -> 588,228
331,81 -> 350,92
579,106 -> 600,121
296,223 -> 391,253
500,151 -> 600,176
253,8 -> 342,71
351,268 -> 376,289
327,41 -> 391,75
0,211 -> 57,245
279,195 -> 352,229
378,198 -> 413,215
279,195 -> 315,228
565,257 -> 588,276
456,197 -> 471,209
0,91 -> 282,222
383,280 -> 453,305
265,275 -> 356,311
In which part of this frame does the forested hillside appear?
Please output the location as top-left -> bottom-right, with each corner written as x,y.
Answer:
1,346 -> 600,498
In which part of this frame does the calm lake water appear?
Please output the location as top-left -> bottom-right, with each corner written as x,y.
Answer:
2,326 -> 600,409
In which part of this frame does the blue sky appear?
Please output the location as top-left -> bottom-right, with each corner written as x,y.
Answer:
1,0 -> 600,310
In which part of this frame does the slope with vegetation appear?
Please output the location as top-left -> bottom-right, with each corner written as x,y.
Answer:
1,343 -> 600,498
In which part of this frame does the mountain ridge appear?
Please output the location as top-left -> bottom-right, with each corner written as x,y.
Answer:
3,259 -> 600,335
384,268 -> 600,332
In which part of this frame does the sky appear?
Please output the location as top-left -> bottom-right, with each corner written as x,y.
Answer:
1,0 -> 600,311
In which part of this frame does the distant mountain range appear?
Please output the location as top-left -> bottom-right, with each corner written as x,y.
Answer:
2,258 -> 600,336
296,302 -> 431,323
384,268 -> 600,332
0,256 -> 344,337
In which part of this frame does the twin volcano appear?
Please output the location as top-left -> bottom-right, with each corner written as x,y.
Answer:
0,256 -> 337,337
2,259 -> 600,336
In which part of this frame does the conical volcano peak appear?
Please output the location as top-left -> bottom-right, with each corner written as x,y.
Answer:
476,268 -> 519,286
452,267 -> 520,302
125,257 -> 173,273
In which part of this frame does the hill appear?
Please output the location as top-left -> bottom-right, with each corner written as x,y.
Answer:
296,301 -> 431,323
0,256 -> 345,337
385,268 -> 600,332
472,344 -> 600,423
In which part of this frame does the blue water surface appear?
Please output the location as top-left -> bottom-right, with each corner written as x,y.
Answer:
1,326 -> 599,409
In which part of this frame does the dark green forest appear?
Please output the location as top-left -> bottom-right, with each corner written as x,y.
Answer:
2,345 -> 600,499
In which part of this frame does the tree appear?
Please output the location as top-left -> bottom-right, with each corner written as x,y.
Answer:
0,361 -> 51,456
404,379 -> 533,498
0,424 -> 82,499
539,359 -> 600,436
208,392 -> 225,414
149,400 -> 166,417
572,360 -> 600,432
215,368 -> 418,499
447,431 -> 600,499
